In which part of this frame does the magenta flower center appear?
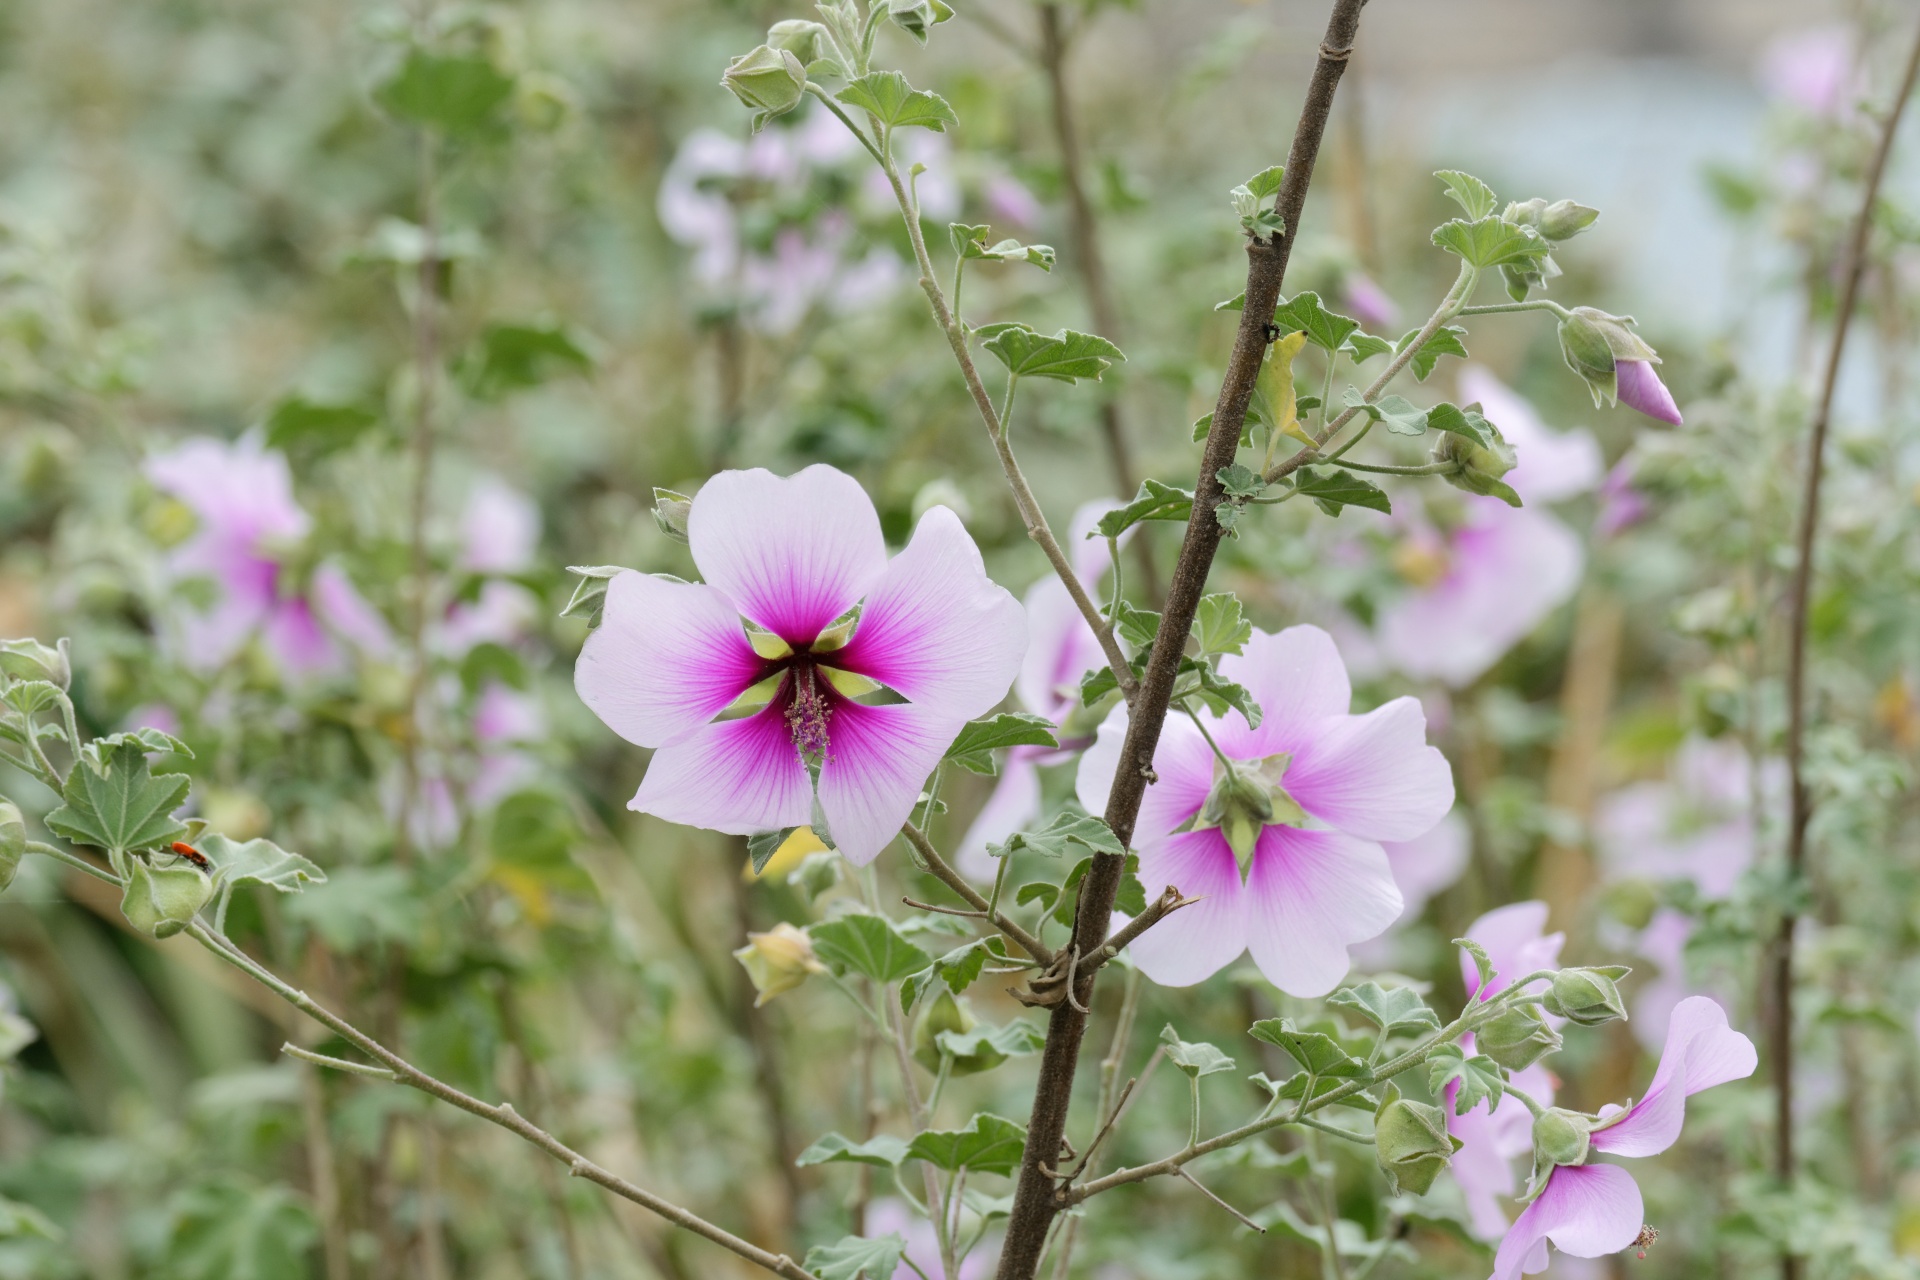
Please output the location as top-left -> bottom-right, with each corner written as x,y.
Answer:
782,656 -> 835,767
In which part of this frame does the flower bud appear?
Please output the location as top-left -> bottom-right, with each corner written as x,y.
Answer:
1434,420 -> 1520,501
1200,766 -> 1274,868
0,637 -> 70,690
120,858 -> 213,939
0,800 -> 24,892
913,990 -> 1005,1075
1531,1107 -> 1592,1170
652,488 -> 693,543
767,19 -> 829,63
1538,200 -> 1599,241
732,922 -> 825,1007
1558,307 -> 1660,410
1542,967 -> 1630,1026
720,45 -> 808,122
1476,1005 -> 1564,1071
1373,1094 -> 1459,1196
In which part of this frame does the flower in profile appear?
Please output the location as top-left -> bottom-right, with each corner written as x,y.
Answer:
1488,997 -> 1756,1280
1373,370 -> 1599,687
1447,902 -> 1565,1241
576,465 -> 1025,866
146,436 -> 383,677
1556,308 -> 1683,426
1077,625 -> 1453,995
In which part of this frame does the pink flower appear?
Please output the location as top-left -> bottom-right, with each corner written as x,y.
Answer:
958,503 -> 1118,869
985,173 -> 1044,230
1488,997 -> 1755,1280
1076,625 -> 1454,995
1460,369 -> 1602,504
1341,272 -> 1400,330
576,465 -> 1025,866
1612,359 -> 1682,426
147,436 -> 383,677
1593,457 -> 1649,540
1759,26 -> 1857,117
1383,810 -> 1470,923
1447,903 -> 1565,1240
866,1198 -> 996,1280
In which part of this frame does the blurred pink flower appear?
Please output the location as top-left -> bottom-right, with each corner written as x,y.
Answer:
1593,457 -> 1649,539
1078,625 -> 1453,995
1382,810 -> 1470,923
1341,272 -> 1400,330
985,173 -> 1044,230
1489,997 -> 1755,1280
867,1198 -> 996,1280
576,465 -> 1025,865
1759,26 -> 1857,117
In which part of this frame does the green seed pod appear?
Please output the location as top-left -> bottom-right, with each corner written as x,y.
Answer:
1531,1107 -> 1592,1170
914,990 -> 1005,1076
0,800 -> 24,892
1435,420 -> 1520,501
1537,200 -> 1600,241
1542,967 -> 1630,1027
651,488 -> 694,544
767,19 -> 829,64
1476,1004 -> 1564,1072
1374,1094 -> 1460,1196
719,45 -> 808,121
0,637 -> 70,690
732,922 -> 826,1007
121,858 -> 213,939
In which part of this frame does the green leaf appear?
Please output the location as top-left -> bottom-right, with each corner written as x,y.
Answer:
1044,853 -> 1142,928
1328,982 -> 1441,1034
1431,217 -> 1549,270
1397,326 -> 1469,382
375,50 -> 515,136
160,1179 -> 318,1280
1272,292 -> 1361,354
263,397 -> 379,456
836,71 -> 957,132
0,1192 -> 58,1242
1254,1071 -> 1377,1112
1014,881 -> 1058,913
937,1019 -> 1045,1059
560,565 -> 626,628
949,225 -> 1055,271
904,936 -> 1012,1010
1160,1024 -> 1236,1078
987,811 -> 1126,861
44,738 -> 190,860
1428,1044 -> 1506,1115
1185,663 -> 1264,730
1343,331 -> 1395,363
1341,387 -> 1429,437
1,680 -> 62,717
1434,170 -> 1498,220
1192,593 -> 1252,657
796,1133 -> 910,1168
905,1112 -> 1027,1175
460,321 -> 595,399
978,324 -> 1125,383
810,915 -> 932,984
1214,292 -> 1246,313
1216,463 -> 1264,499
1095,479 -> 1193,538
1111,600 -> 1160,653
943,713 -> 1060,776
747,827 -> 799,874
197,835 -> 326,894
805,1233 -> 909,1280
1424,401 -> 1495,448
1242,165 -> 1286,199
1454,937 -> 1495,993
1248,1018 -> 1370,1078
1290,467 -> 1391,518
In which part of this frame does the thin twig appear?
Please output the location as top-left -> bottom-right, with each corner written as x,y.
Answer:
901,821 -> 1053,965
1177,1168 -> 1266,1234
283,1043 -> 399,1080
1771,21 -> 1920,1280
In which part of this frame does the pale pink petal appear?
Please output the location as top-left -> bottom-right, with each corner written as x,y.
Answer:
1342,273 -> 1400,329
460,476 -> 541,573
474,682 -> 544,744
1589,995 -> 1756,1158
1614,360 -> 1683,426
816,699 -> 963,866
630,704 -> 811,835
1127,830 -> 1248,987
1287,697 -> 1454,842
263,598 -> 341,675
1490,1164 -> 1644,1280
147,435 -> 309,546
1243,826 -> 1401,997
435,581 -> 539,655
1015,575 -> 1104,725
1449,1096 -> 1525,1240
1627,910 -> 1694,1049
835,506 -> 1025,718
312,562 -> 394,657
957,751 -> 1043,878
1213,624 -> 1352,758
687,465 -> 887,644
576,571 -> 767,749
1376,505 -> 1584,688
1383,810 -> 1470,921
1463,901 -> 1565,1002
1459,367 -> 1603,504
1075,707 -> 1215,858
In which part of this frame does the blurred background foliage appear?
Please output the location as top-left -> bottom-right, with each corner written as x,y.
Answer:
0,0 -> 1916,1277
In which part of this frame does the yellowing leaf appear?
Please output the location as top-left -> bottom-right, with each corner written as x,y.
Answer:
1262,331 -> 1315,447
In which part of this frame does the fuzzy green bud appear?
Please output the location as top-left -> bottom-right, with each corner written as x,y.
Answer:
1558,307 -> 1659,409
767,19 -> 829,63
0,637 -> 70,690
732,922 -> 825,1007
1476,1004 -> 1564,1071
1201,767 -> 1273,869
0,800 -> 23,892
1531,1107 -> 1592,1170
1537,200 -> 1600,241
120,858 -> 213,939
651,488 -> 693,544
913,990 -> 1005,1076
1435,421 -> 1520,501
1542,967 -> 1631,1026
720,45 -> 808,122
1374,1094 -> 1460,1196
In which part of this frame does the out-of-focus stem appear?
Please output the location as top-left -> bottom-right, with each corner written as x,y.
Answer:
1534,587 -> 1624,930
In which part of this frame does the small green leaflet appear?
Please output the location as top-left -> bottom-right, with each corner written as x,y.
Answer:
1431,218 -> 1549,271
835,71 -> 957,132
747,827 -> 799,874
1254,1071 -> 1377,1112
1271,292 -> 1360,354
1216,463 -> 1264,499
797,1133 -> 910,1168
943,713 -> 1059,776
45,738 -> 190,860
375,51 -> 515,137
1425,401 -> 1495,449
1454,937 -> 1496,993
887,0 -> 955,45
975,323 -> 1125,383
1289,467 -> 1390,518
1434,169 -> 1498,220
1248,1018 -> 1370,1078
1345,331 -> 1395,363
1214,292 -> 1246,313
196,835 -> 326,894
1240,165 -> 1286,200
1160,1024 -> 1236,1078
264,397 -> 379,456
1037,853 -> 1145,927
1428,1044 -> 1506,1115
1191,593 -> 1251,657
905,1112 -> 1027,1175
1181,661 -> 1264,730
1111,600 -> 1160,653
937,1019 -> 1046,1059
560,565 -> 626,628
1396,326 -> 1469,382
949,224 -> 1055,270
805,1233 -> 909,1280
461,321 -> 596,399
986,812 -> 1125,860
1327,982 -> 1441,1034
1341,387 -> 1429,437
1095,479 -> 1193,538
901,936 -> 1013,1011
809,914 -> 931,984
2,680 -> 63,717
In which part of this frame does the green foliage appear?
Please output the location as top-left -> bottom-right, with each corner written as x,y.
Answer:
376,50 -> 515,137
1159,1023 -> 1236,1077
836,71 -> 957,132
943,713 -> 1060,775
810,914 -> 933,984
905,1112 -> 1026,1175
805,1233 -> 909,1280
45,737 -> 190,862
975,323 -> 1126,382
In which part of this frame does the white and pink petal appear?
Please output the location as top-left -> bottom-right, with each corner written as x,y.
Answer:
816,699 -> 965,866
629,705 -> 812,836
1243,826 -> 1401,997
1287,696 -> 1454,843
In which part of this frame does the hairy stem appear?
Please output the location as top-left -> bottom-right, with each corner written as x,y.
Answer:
992,6 -> 1371,1275
1772,21 -> 1920,1280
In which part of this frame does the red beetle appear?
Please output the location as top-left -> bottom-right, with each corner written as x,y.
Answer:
168,841 -> 211,870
